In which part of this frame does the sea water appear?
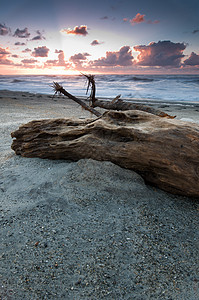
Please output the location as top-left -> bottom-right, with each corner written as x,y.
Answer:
0,74 -> 199,104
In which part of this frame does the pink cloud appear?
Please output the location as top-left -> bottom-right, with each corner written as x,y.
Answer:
183,52 -> 199,65
130,13 -> 145,25
0,47 -> 13,65
91,46 -> 134,67
61,25 -> 88,36
134,40 -> 186,67
44,50 -> 71,68
0,47 -> 10,55
32,46 -> 49,57
57,51 -> 67,66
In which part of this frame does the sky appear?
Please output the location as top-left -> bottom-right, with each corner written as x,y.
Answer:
0,0 -> 199,75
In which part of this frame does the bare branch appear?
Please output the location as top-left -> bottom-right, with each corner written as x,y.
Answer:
52,82 -> 101,117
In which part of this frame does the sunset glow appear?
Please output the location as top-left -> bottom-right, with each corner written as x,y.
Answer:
1,0 -> 199,75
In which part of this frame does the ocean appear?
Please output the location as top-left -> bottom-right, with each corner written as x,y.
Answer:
0,74 -> 199,104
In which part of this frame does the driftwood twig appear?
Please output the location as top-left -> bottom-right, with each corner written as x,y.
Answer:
52,82 -> 101,117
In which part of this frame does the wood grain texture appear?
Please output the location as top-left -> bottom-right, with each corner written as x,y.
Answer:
11,110 -> 199,197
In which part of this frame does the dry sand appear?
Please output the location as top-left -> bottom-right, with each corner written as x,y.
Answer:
0,90 -> 199,299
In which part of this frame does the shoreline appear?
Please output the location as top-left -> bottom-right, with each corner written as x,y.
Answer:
1,88 -> 199,105
1,89 -> 199,124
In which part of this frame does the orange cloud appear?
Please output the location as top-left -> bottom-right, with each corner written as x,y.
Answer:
130,13 -> 145,25
61,25 -> 88,36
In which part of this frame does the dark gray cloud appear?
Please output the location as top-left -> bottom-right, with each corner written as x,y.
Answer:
14,27 -> 30,38
22,48 -> 32,53
134,40 -> 186,67
91,40 -> 103,46
21,59 -> 38,64
100,16 -> 109,20
192,29 -> 199,34
183,52 -> 199,65
0,23 -> 10,35
32,30 -> 45,41
15,42 -> 26,46
55,49 -> 63,53
70,52 -> 90,61
32,46 -> 49,57
61,25 -> 88,36
92,46 -> 133,66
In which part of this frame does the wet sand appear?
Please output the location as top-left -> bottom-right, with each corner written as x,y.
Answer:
0,90 -> 199,299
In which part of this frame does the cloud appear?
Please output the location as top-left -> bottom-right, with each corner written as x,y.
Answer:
22,48 -> 32,53
0,47 -> 10,55
91,40 -> 103,46
21,59 -> 38,64
44,50 -> 71,68
14,27 -> 30,38
32,46 -> 49,57
125,14 -> 159,26
55,49 -> 63,53
192,29 -> 199,34
130,13 -> 145,25
61,25 -> 88,36
70,52 -> 90,62
92,46 -> 134,66
44,59 -> 58,66
134,40 -> 186,67
32,30 -> 45,41
0,46 -> 13,65
183,52 -> 199,65
0,23 -> 11,35
15,42 -> 26,46
147,20 -> 160,24
12,54 -> 18,58
57,51 -> 67,66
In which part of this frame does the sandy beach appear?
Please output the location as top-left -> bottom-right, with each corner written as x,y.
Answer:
0,90 -> 199,299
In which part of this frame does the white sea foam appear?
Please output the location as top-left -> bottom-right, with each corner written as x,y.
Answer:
0,74 -> 199,104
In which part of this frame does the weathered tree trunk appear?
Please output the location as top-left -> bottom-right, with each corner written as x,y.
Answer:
92,98 -> 176,118
11,110 -> 199,197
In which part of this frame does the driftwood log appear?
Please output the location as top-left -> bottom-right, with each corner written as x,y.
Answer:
11,110 -> 199,197
52,80 -> 176,119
